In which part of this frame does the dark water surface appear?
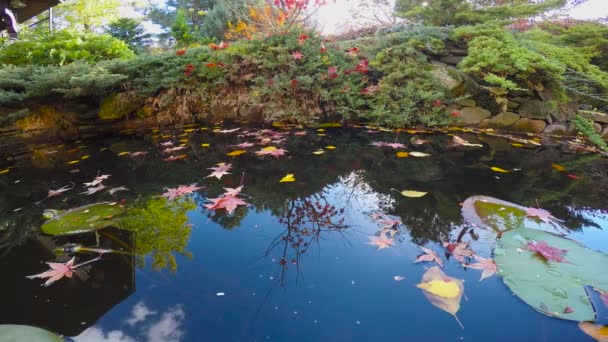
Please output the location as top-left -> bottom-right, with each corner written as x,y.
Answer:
1,125 -> 607,341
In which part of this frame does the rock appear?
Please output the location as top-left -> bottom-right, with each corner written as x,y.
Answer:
449,48 -> 468,56
439,56 -> 464,65
478,112 -> 520,129
455,98 -> 476,107
566,123 -> 579,136
98,93 -> 141,120
580,104 -> 593,110
487,87 -> 508,96
545,114 -> 553,125
509,89 -> 529,97
579,110 -> 608,124
542,123 -> 568,135
595,123 -> 603,133
453,107 -> 491,126
495,97 -> 509,113
517,99 -> 549,119
430,60 -> 448,68
538,88 -> 555,102
551,101 -> 578,122
510,118 -> 547,133
507,101 -> 520,110
601,126 -> 608,140
447,104 -> 463,110
430,65 -> 464,97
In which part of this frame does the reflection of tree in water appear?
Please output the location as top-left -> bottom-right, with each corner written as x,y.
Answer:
118,197 -> 195,272
263,193 -> 348,285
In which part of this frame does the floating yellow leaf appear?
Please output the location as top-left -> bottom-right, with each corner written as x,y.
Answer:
183,129 -> 196,133
317,133 -> 326,136
261,146 -> 277,152
325,145 -> 336,150
511,143 -> 523,147
162,134 -> 172,138
319,122 -> 342,128
396,151 -> 409,158
80,155 -> 90,160
317,128 -> 325,132
180,139 -> 189,143
68,160 -> 79,165
417,280 -> 460,298
490,166 -> 510,173
313,150 -> 325,155
417,266 -> 464,329
552,163 -> 565,172
280,174 -> 295,183
201,127 -> 208,131
227,150 -> 246,156
401,190 -> 428,198
409,151 -> 431,158
201,143 -> 210,147
0,169 -> 9,174
99,147 -> 107,151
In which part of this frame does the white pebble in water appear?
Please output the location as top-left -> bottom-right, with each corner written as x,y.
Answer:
216,292 -> 225,296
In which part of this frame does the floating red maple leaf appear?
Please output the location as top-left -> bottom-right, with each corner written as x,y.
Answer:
162,183 -> 204,201
526,240 -> 570,263
222,186 -> 243,197
234,142 -> 255,148
466,255 -> 497,281
415,246 -> 444,267
443,242 -> 475,264
26,257 -> 75,286
525,207 -> 561,224
206,163 -> 232,180
205,195 -> 248,215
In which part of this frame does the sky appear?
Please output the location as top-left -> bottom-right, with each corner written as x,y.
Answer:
134,0 -> 608,35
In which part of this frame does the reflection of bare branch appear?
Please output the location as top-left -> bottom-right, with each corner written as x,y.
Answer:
260,194 -> 349,286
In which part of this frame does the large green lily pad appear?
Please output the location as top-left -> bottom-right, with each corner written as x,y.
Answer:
494,228 -> 608,322
0,324 -> 63,341
41,202 -> 125,236
462,195 -> 563,235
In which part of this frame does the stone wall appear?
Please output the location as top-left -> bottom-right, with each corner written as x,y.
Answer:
428,43 -> 608,140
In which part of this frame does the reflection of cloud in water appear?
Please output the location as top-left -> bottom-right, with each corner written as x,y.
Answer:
333,171 -> 395,213
73,304 -> 185,342
73,327 -> 136,342
126,301 -> 157,326
146,305 -> 185,342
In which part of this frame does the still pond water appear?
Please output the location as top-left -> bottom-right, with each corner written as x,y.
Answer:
1,125 -> 607,341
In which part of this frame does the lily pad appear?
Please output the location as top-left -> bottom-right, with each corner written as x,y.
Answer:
0,324 -> 63,341
494,228 -> 608,322
41,202 -> 125,236
462,195 -> 563,234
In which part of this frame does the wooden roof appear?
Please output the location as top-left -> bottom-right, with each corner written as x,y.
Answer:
1,0 -> 60,30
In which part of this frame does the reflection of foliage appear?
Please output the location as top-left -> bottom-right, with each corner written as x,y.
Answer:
119,197 -> 196,272
265,194 -> 348,285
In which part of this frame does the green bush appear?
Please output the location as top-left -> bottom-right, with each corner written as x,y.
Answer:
0,30 -> 134,66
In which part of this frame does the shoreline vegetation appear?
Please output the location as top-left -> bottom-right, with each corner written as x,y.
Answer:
0,1 -> 607,150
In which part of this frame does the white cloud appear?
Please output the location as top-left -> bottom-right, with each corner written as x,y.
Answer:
72,327 -> 137,342
125,301 -> 158,327
145,305 -> 186,342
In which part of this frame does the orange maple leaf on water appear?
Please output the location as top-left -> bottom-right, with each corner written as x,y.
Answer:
366,233 -> 395,251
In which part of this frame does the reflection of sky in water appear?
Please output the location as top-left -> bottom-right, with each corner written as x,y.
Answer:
68,176 -> 601,341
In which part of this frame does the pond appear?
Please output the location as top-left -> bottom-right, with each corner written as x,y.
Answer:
1,125 -> 607,341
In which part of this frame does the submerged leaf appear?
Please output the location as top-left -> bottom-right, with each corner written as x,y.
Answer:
416,266 -> 464,329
